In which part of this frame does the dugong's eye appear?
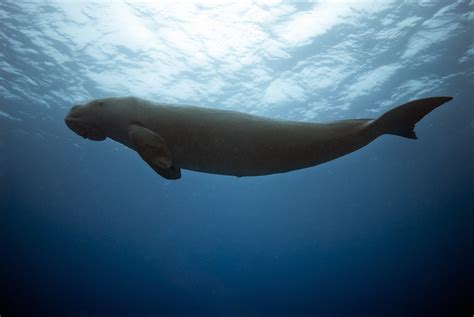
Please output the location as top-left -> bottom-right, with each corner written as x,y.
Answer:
98,101 -> 104,106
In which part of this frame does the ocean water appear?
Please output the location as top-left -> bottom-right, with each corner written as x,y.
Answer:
1,1 -> 473,316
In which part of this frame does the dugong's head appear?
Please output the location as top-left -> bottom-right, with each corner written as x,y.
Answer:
65,99 -> 107,141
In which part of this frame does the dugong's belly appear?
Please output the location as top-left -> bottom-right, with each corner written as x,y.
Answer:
150,114 -> 323,175
170,124 -> 311,176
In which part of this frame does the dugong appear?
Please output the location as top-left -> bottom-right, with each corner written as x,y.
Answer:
65,96 -> 453,180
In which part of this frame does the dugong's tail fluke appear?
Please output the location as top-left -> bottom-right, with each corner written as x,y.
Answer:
373,96 -> 453,139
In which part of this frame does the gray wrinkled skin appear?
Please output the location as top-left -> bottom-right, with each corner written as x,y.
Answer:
65,96 -> 452,179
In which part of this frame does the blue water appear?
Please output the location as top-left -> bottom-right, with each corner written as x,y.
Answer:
1,1 -> 473,316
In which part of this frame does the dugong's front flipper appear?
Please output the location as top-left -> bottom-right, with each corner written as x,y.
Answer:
129,124 -> 181,180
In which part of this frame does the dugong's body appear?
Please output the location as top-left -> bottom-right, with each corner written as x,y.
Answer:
65,96 -> 453,180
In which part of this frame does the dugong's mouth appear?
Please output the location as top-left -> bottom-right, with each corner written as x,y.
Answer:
65,117 -> 86,137
65,116 -> 106,141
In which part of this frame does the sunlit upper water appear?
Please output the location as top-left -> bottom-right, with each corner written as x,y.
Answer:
1,1 -> 473,316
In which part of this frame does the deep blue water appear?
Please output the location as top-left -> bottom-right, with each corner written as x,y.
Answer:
1,1 -> 473,316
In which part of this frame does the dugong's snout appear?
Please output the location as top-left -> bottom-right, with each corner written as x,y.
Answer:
64,116 -> 83,136
65,105 -> 106,141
